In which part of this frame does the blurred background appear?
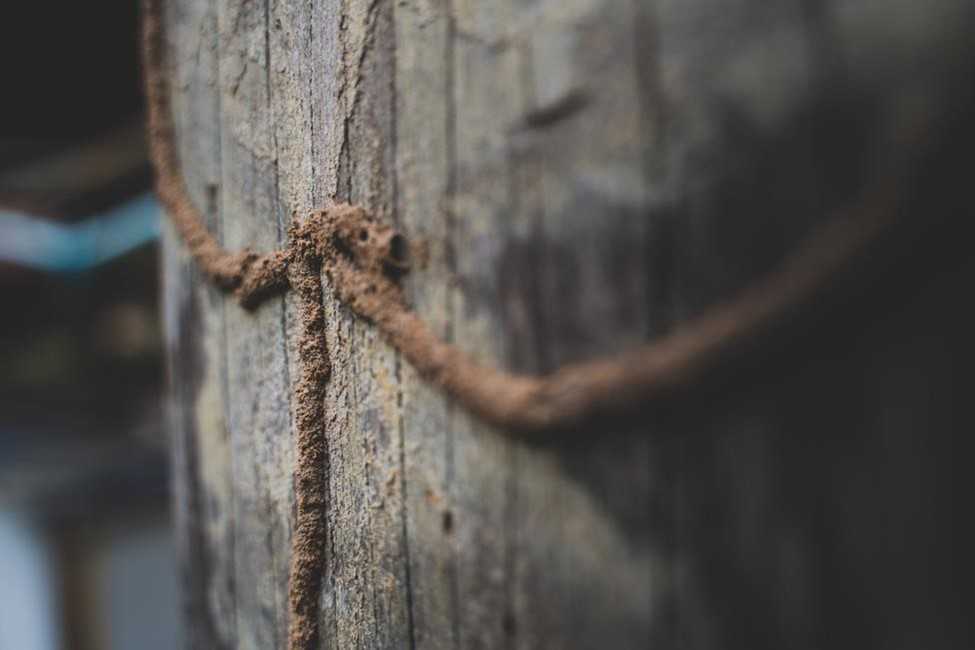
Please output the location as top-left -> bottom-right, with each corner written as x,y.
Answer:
0,4 -> 180,649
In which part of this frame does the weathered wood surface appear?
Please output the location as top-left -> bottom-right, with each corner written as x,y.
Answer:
163,0 -> 974,648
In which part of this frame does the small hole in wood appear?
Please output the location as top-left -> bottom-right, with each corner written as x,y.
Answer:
388,234 -> 409,265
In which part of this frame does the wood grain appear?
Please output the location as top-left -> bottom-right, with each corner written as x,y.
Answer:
163,0 -> 974,648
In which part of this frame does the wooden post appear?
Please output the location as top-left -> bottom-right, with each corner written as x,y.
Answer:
162,0 -> 974,648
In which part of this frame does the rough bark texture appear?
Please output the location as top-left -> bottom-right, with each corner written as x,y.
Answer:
164,1 -> 974,649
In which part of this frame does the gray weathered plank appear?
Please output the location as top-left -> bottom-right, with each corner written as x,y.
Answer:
216,0 -> 293,647
308,0 -> 413,646
164,0 -> 236,647
394,1 -> 457,648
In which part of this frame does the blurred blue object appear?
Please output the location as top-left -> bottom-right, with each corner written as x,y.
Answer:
0,194 -> 160,272
0,511 -> 60,650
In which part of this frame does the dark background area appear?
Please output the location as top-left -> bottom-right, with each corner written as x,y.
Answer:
0,4 -> 143,137
1,3 -> 178,649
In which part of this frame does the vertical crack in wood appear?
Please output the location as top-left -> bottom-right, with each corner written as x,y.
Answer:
441,4 -> 462,647
388,3 -> 419,648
